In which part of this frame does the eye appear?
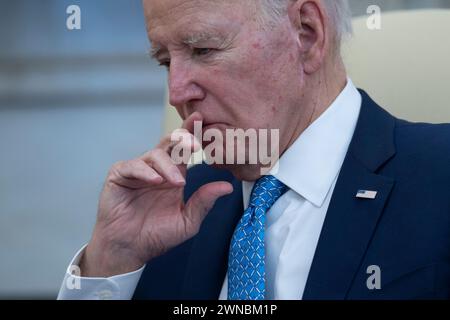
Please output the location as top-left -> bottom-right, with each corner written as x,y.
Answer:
193,48 -> 213,56
158,60 -> 171,69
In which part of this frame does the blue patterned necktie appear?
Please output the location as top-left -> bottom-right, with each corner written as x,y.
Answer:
228,175 -> 288,300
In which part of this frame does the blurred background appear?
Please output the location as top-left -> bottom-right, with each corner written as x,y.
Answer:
0,0 -> 449,299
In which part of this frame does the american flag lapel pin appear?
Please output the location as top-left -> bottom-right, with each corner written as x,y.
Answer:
356,190 -> 378,199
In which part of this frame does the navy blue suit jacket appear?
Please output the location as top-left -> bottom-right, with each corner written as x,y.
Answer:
134,90 -> 450,300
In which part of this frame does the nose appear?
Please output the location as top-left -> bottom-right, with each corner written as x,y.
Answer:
168,59 -> 205,108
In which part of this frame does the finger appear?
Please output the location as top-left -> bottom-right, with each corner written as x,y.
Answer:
145,149 -> 186,186
176,112 -> 204,177
139,112 -> 204,184
184,182 -> 234,233
161,129 -> 202,155
153,111 -> 203,154
110,160 -> 163,189
139,137 -> 192,185
169,130 -> 202,179
182,111 -> 203,134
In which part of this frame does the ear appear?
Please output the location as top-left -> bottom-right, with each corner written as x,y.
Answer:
287,0 -> 328,74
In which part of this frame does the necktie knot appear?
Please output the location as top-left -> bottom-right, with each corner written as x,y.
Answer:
249,175 -> 288,210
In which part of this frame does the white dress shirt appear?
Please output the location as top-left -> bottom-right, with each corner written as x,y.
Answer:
58,79 -> 362,300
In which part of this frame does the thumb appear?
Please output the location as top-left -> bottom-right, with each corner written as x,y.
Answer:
184,181 -> 234,231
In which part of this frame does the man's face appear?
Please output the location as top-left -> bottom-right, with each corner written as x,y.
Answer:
144,0 -> 307,177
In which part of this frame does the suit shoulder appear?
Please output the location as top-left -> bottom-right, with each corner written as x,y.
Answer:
392,120 -> 450,180
395,120 -> 450,157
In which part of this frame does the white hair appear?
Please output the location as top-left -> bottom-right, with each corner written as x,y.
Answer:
260,0 -> 352,45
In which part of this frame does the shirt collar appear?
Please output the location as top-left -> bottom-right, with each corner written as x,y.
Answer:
243,78 -> 362,208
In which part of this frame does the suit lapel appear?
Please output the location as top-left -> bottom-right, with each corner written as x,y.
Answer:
303,90 -> 397,299
181,178 -> 243,299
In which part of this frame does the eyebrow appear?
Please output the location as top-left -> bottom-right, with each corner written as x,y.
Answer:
182,32 -> 225,46
150,45 -> 163,60
149,32 -> 226,60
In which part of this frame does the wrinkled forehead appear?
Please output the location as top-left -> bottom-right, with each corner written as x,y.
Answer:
142,0 -> 256,44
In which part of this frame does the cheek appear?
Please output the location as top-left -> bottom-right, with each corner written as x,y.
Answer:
248,52 -> 293,112
227,58 -> 285,126
200,44 -> 297,128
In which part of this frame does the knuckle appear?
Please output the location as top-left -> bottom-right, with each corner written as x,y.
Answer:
128,158 -> 141,167
146,148 -> 160,159
157,134 -> 172,148
153,148 -> 170,162
108,160 -> 125,176
112,160 -> 125,169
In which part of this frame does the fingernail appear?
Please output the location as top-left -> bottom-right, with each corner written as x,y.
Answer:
176,178 -> 186,186
173,173 -> 185,184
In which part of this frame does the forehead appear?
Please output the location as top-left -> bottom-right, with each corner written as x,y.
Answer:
143,0 -> 256,44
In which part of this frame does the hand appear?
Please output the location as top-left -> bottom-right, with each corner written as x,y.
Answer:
79,112 -> 234,277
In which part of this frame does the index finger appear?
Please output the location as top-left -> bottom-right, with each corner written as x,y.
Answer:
182,111 -> 203,134
164,111 -> 203,152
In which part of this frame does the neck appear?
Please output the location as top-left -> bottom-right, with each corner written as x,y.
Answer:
281,60 -> 347,157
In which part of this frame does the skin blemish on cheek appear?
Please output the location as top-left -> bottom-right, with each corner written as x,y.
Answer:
252,42 -> 262,49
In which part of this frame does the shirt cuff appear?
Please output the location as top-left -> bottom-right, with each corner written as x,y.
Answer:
57,244 -> 145,300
